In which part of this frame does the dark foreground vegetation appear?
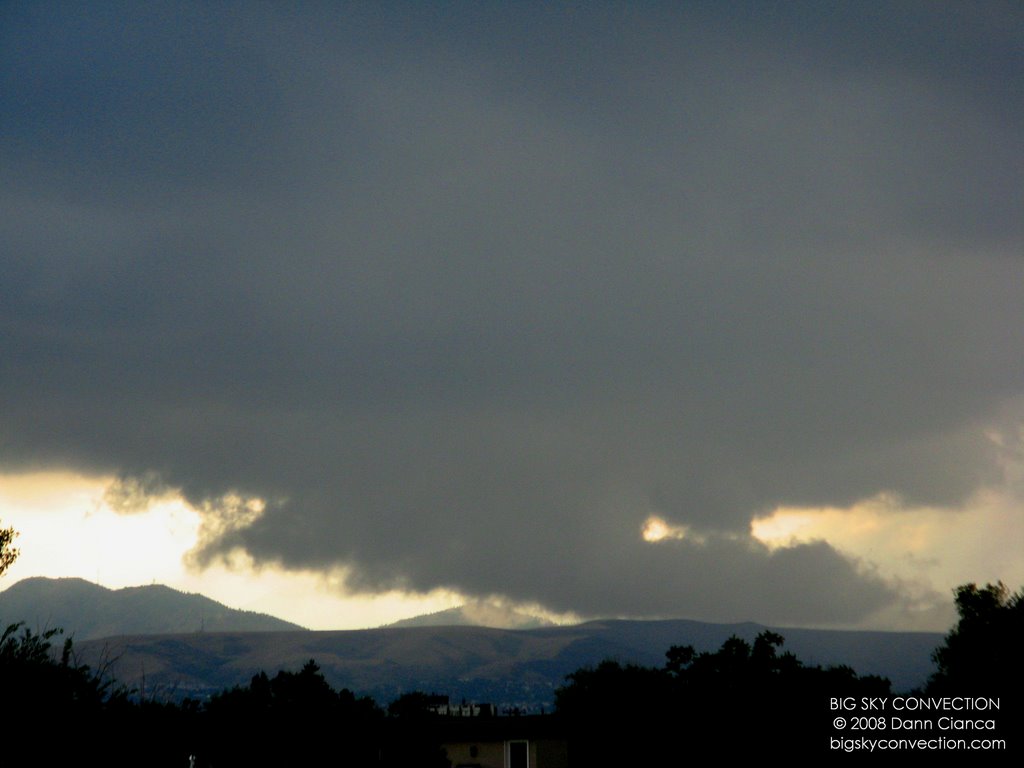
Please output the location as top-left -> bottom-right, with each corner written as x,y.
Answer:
557,628 -> 890,762
1,577 -> 1020,764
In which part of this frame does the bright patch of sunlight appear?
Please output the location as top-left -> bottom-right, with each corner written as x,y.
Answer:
0,470 -> 514,629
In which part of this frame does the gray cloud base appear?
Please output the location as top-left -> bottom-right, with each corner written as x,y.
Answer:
2,2 -> 1022,625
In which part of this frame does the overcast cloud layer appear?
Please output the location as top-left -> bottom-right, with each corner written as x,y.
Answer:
2,2 -> 1022,625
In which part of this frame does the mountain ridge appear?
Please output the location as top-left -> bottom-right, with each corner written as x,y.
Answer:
2,577 -> 943,710
72,619 -> 942,710
0,576 -> 305,639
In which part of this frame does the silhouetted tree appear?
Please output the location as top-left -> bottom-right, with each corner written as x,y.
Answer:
0,622 -> 132,762
929,581 -> 1024,695
557,630 -> 889,760
0,520 -> 18,576
202,659 -> 383,767
555,659 -> 675,764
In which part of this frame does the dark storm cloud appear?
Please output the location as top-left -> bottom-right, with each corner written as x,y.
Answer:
2,2 -> 1022,624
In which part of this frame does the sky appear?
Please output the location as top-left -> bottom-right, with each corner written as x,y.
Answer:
1,2 -> 1022,632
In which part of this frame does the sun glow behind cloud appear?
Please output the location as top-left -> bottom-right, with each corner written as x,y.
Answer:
640,515 -> 718,547
0,471 -> 198,587
641,516 -> 683,542
633,482 -> 1024,631
751,491 -> 1024,609
0,471 -> 463,629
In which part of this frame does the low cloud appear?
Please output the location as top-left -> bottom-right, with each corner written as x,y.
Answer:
103,471 -> 174,515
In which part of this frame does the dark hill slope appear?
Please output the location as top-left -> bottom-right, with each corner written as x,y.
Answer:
0,577 -> 305,639
76,619 -> 940,709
